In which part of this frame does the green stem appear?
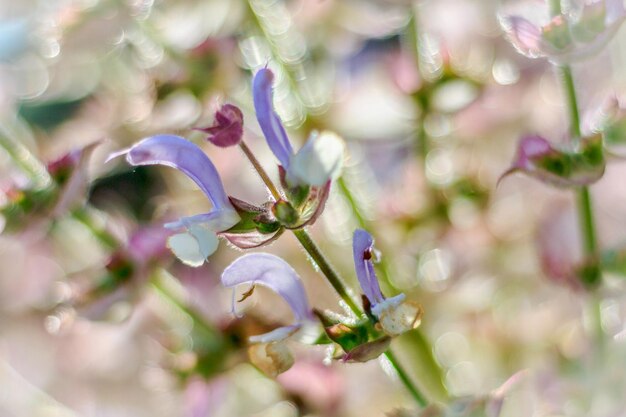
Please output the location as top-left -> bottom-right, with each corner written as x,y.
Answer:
292,228 -> 362,315
239,141 -> 282,201
559,63 -> 603,347
386,349 -> 428,407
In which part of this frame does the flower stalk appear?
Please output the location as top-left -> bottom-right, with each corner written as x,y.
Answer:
554,1 -> 604,347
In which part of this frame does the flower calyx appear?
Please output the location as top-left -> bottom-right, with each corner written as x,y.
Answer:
499,134 -> 605,188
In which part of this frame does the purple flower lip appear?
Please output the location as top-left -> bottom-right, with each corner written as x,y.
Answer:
108,134 -> 236,220
195,104 -> 244,148
221,252 -> 314,343
253,68 -> 294,169
352,229 -> 421,336
352,229 -> 385,306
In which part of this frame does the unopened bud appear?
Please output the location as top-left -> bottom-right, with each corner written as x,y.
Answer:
197,104 -> 244,147
272,200 -> 300,227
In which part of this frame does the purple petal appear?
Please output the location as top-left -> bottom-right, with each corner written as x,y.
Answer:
252,68 -> 293,168
113,134 -> 234,212
196,104 -> 244,147
352,229 -> 385,305
499,15 -> 545,58
221,253 -> 313,333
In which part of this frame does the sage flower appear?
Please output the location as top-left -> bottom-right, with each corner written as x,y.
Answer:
222,253 -> 315,376
252,68 -> 345,187
499,0 -> 626,64
353,229 -> 422,337
108,134 -> 240,266
221,252 -> 314,343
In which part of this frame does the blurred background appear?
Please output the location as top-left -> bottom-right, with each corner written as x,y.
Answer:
2,0 -> 626,416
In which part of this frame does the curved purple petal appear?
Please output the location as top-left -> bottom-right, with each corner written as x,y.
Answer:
252,68 -> 293,168
221,253 -> 313,326
352,229 -> 385,305
114,134 -> 234,212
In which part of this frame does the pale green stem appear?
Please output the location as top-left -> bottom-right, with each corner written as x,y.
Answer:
559,61 -> 603,344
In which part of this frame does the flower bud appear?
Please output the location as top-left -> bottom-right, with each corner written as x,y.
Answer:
197,104 -> 244,147
272,200 -> 300,227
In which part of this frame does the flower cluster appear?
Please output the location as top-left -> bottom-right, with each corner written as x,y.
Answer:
109,69 -> 420,376
109,68 -> 345,266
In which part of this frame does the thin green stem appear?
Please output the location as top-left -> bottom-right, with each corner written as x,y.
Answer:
559,67 -> 601,283
239,141 -> 282,201
561,66 -> 582,140
386,349 -> 428,407
292,228 -> 362,315
559,60 -> 603,349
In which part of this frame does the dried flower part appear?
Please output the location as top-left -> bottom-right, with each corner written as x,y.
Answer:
499,0 -> 626,64
342,337 -> 391,363
374,299 -> 423,337
248,342 -> 294,377
196,104 -> 244,147
500,134 -> 605,187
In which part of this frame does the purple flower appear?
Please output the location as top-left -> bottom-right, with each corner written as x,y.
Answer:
221,253 -> 314,343
107,134 -> 240,266
252,68 -> 345,187
195,104 -> 244,148
499,0 -> 625,64
352,229 -> 422,336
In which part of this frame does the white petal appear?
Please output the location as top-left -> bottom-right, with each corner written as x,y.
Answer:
249,324 -> 301,344
288,131 -> 345,187
167,225 -> 219,267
